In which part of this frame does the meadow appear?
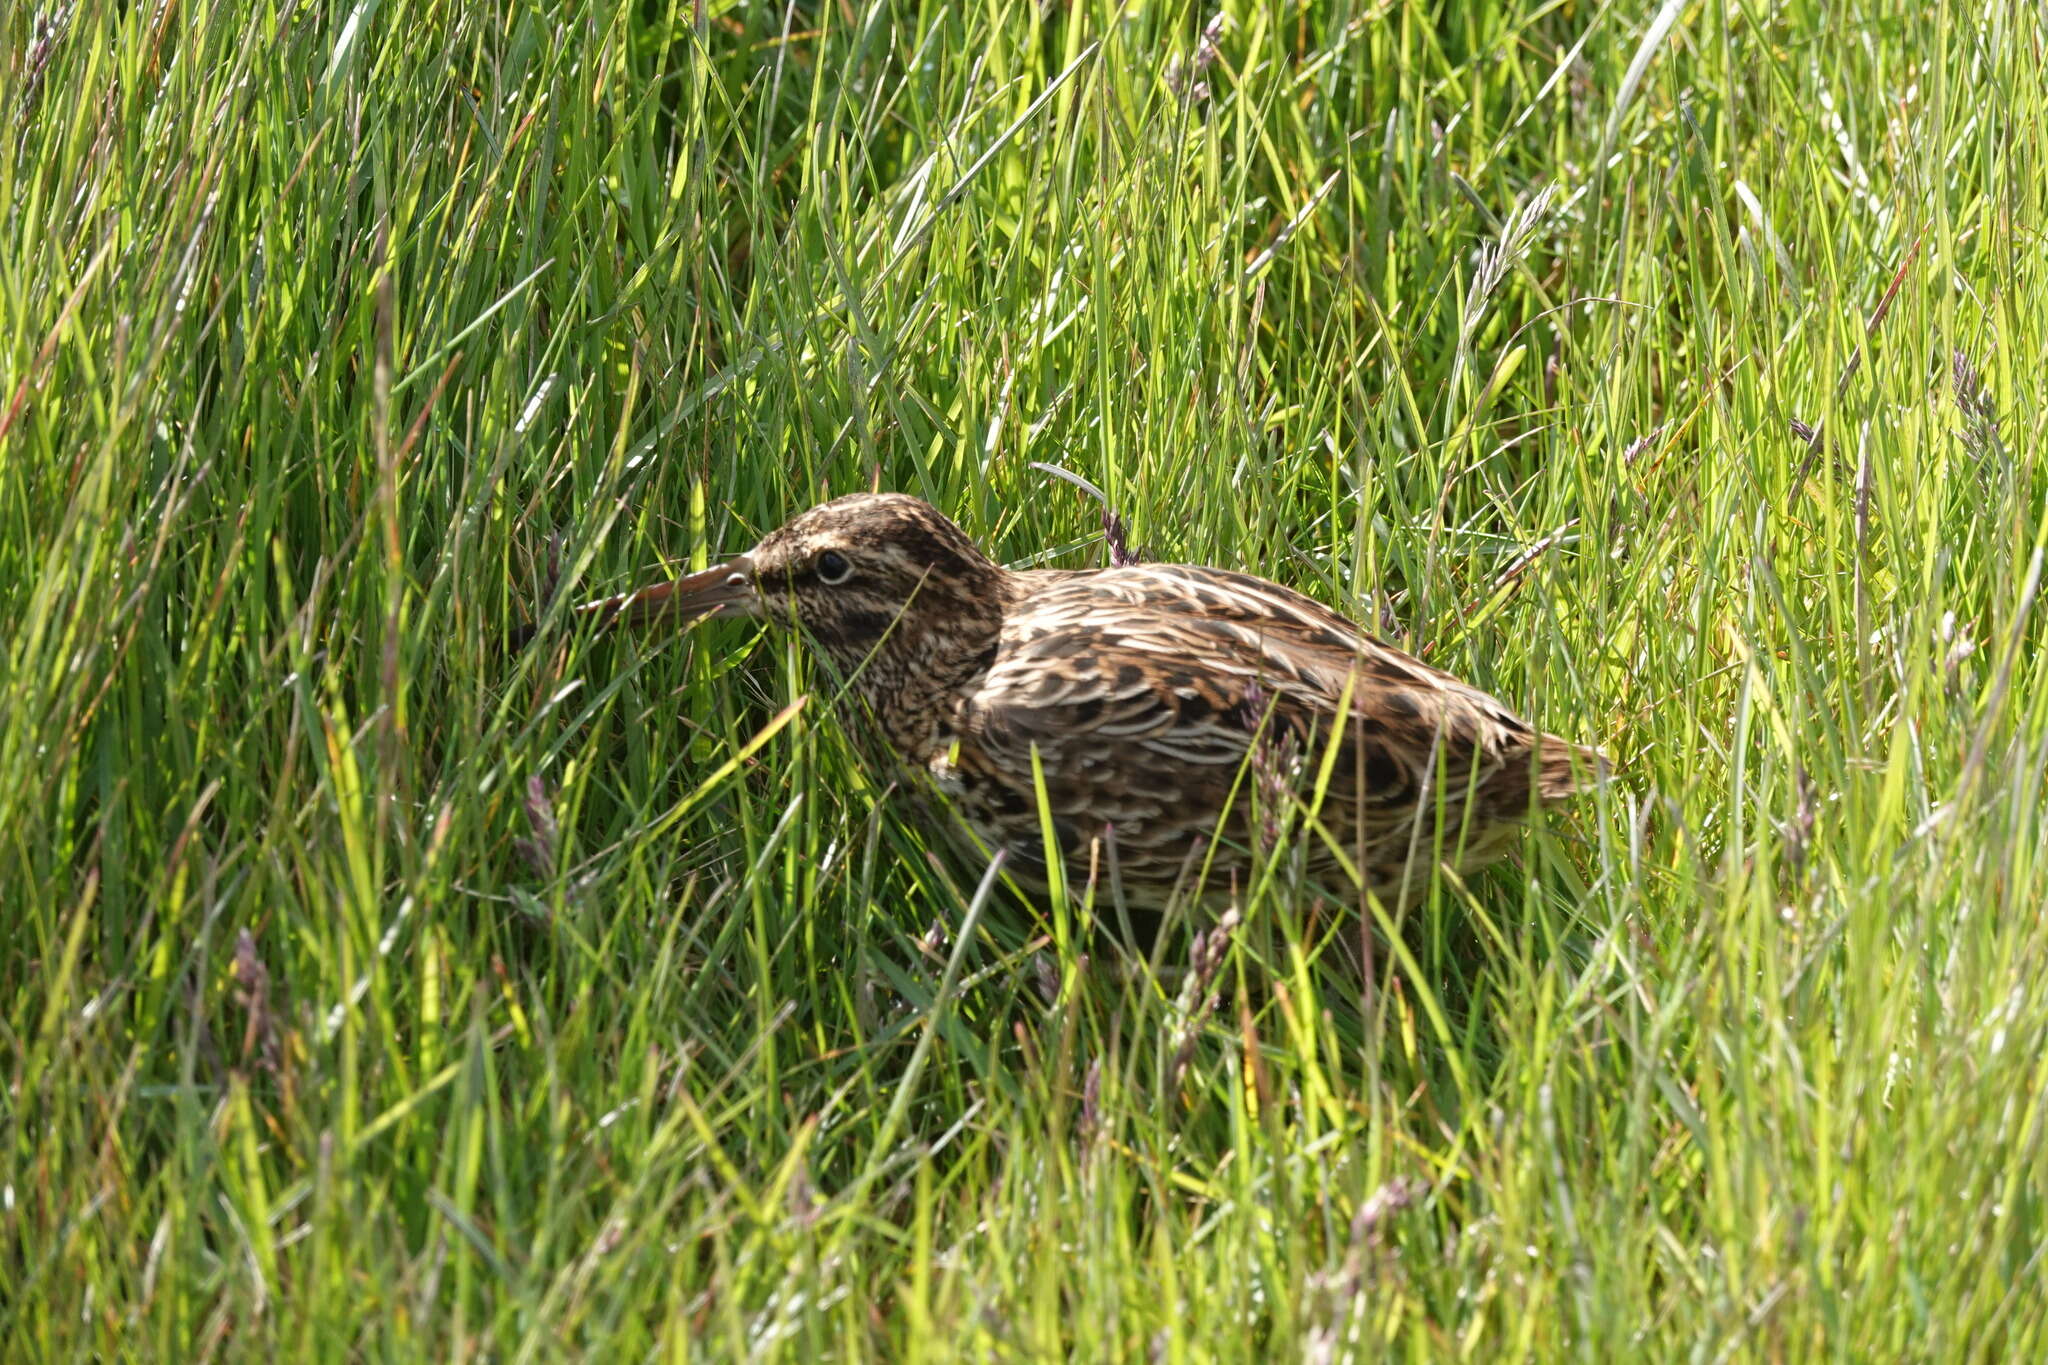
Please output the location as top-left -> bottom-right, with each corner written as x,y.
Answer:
4,0 -> 2046,1357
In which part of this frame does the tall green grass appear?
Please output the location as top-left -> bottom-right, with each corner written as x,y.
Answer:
4,0 -> 2045,1356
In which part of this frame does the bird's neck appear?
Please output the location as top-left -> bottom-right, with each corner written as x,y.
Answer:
838,582 -> 1011,761
861,652 -> 995,761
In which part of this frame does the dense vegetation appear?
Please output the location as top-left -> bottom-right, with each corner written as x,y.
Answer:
5,0 -> 2044,1356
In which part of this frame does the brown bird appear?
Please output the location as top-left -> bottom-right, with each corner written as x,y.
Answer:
575,493 -> 1607,910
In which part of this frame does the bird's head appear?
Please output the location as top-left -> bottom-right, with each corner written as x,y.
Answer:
590,493 -> 1011,684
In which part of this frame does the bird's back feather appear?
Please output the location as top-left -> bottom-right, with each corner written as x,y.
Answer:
936,562 -> 1601,907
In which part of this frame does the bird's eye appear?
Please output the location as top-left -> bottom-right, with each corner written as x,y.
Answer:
815,550 -> 853,584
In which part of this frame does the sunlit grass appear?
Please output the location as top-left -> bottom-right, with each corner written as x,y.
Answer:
4,0 -> 2046,1357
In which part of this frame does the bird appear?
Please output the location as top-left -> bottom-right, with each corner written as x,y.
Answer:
568,492 -> 1608,911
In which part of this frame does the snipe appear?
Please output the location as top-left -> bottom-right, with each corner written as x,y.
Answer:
574,493 -> 1607,910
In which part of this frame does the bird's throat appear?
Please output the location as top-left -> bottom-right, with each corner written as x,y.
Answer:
834,613 -> 1001,764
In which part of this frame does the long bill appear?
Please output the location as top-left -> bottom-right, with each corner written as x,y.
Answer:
569,554 -> 758,630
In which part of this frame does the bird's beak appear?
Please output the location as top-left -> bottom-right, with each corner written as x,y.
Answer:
574,554 -> 759,630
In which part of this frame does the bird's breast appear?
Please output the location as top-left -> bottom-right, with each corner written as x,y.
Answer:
925,729 -> 966,797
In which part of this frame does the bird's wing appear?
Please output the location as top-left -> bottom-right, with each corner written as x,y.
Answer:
944,600 -> 1261,886
1087,565 -> 1605,798
960,567 -> 1598,839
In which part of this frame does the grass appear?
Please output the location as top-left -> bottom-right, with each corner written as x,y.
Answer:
4,0 -> 2046,1357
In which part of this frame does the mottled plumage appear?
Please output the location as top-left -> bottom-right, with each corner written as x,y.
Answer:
582,493 -> 1607,909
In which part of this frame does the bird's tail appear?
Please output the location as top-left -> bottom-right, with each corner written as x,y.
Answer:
1535,735 -> 1614,800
